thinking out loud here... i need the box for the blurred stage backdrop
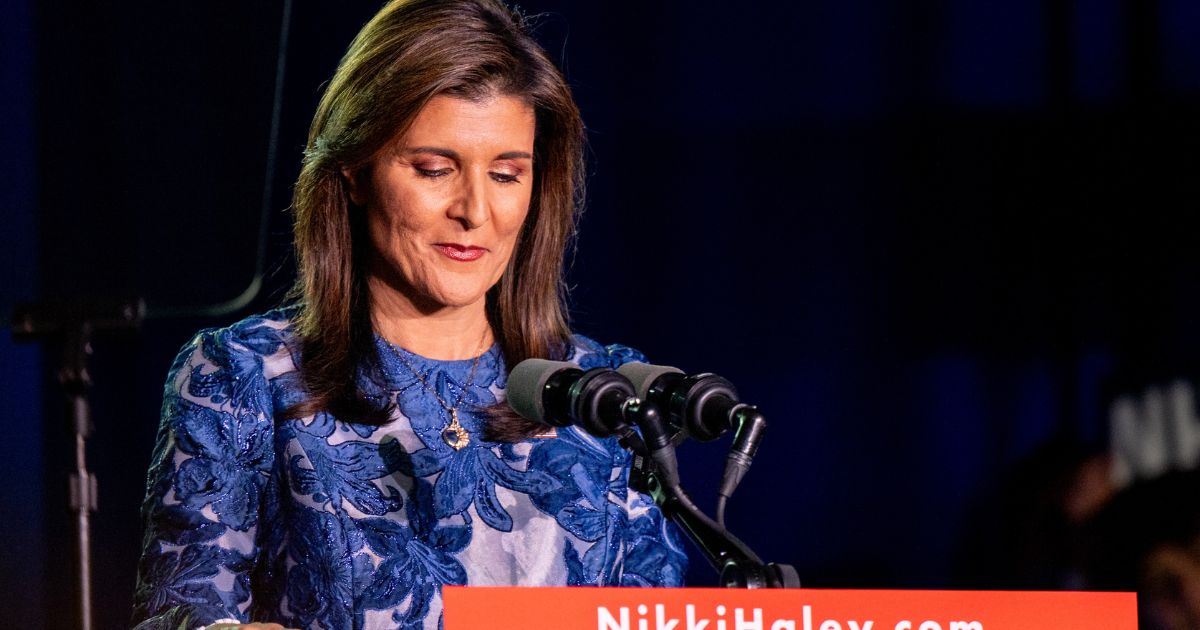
[3,1,1200,628]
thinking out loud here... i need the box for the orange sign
[443,586,1135,630]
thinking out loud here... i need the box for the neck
[369,278,492,360]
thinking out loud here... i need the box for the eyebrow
[403,147,533,161]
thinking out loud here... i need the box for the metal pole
[70,395,95,630]
[63,330,96,630]
[11,300,143,630]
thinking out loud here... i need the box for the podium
[443,586,1135,630]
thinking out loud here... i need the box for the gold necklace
[385,333,488,450]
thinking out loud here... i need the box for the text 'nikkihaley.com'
[598,604,982,630]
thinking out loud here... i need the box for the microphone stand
[11,299,144,630]
[625,403,800,589]
[508,360,799,589]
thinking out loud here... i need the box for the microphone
[507,358,641,438]
[507,359,679,484]
[617,362,767,519]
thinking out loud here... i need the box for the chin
[425,284,493,310]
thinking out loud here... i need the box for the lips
[434,243,488,262]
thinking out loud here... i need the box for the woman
[130,1,687,628]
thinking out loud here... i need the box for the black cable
[149,0,294,319]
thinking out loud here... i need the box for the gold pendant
[441,409,470,450]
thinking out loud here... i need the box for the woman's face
[349,94,535,313]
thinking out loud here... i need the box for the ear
[342,166,366,206]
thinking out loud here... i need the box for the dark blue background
[3,1,1199,627]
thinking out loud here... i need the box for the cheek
[491,215,529,266]
[497,194,534,245]
[366,191,434,248]
[502,208,531,242]
[365,207,403,255]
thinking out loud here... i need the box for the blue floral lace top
[131,307,687,630]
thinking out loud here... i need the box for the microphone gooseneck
[616,362,769,522]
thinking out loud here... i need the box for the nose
[448,169,489,230]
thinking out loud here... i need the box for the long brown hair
[289,0,583,440]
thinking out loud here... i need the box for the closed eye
[490,171,521,184]
[415,167,453,178]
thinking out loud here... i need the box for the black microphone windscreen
[616,361,683,398]
[507,358,573,423]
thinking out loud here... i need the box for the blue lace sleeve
[131,327,276,628]
[571,338,690,586]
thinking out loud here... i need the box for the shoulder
[173,306,300,372]
[165,305,302,406]
[563,333,647,370]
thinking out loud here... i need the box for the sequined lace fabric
[130,306,686,629]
